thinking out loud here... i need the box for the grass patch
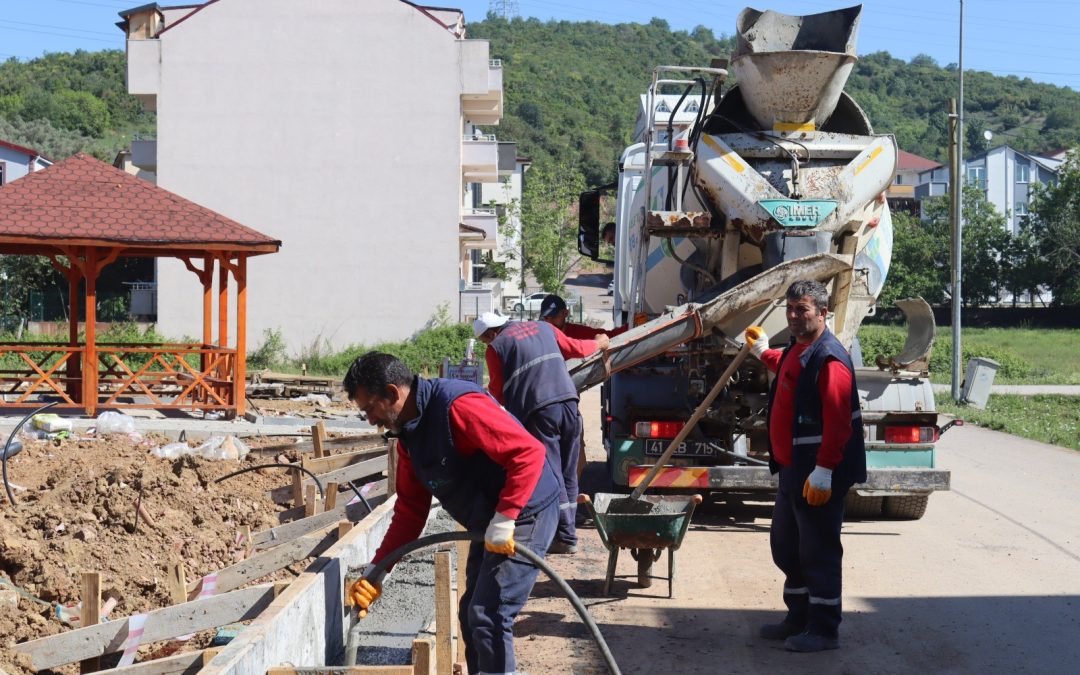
[937,395,1080,451]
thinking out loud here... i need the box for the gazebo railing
[0,342,239,413]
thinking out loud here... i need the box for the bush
[305,323,475,378]
[248,328,288,370]
[857,325,1032,379]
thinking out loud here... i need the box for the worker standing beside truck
[539,294,627,340]
[475,311,608,554]
[343,352,560,674]
[745,279,866,653]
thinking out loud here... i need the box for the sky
[1,0,1078,90]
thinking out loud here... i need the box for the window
[685,100,700,113]
[655,100,671,113]
[894,174,903,185]
[1015,201,1029,216]
[1015,162,1030,183]
[966,166,986,189]
[470,249,485,283]
[0,161,5,186]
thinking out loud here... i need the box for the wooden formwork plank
[80,571,102,673]
[275,479,387,525]
[455,538,469,663]
[269,457,387,504]
[166,563,186,606]
[304,484,320,517]
[257,499,375,549]
[186,529,337,600]
[251,434,383,458]
[14,586,276,671]
[412,638,434,675]
[312,421,328,458]
[434,553,453,675]
[267,668,412,675]
[302,447,386,476]
[104,648,220,675]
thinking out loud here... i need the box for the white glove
[484,512,516,556]
[803,465,833,506]
[745,326,770,360]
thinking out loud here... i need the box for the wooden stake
[412,638,434,675]
[273,581,291,597]
[312,421,328,458]
[291,466,304,509]
[239,524,252,559]
[304,484,320,517]
[167,562,187,606]
[455,534,469,663]
[434,553,453,675]
[324,482,339,511]
[80,572,101,673]
[337,520,353,541]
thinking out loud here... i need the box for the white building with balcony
[120,0,503,351]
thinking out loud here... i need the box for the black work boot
[759,620,805,640]
[784,631,840,652]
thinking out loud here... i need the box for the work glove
[745,326,770,360]
[348,564,384,618]
[484,512,516,556]
[802,466,833,506]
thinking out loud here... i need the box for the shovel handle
[628,341,753,501]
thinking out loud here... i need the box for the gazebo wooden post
[66,262,82,403]
[202,254,214,347]
[82,249,99,415]
[217,254,229,349]
[234,255,247,417]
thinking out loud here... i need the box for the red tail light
[884,425,938,444]
[634,420,685,438]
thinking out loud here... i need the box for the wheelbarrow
[578,492,702,597]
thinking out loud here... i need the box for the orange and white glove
[484,512,516,556]
[745,326,769,360]
[803,466,833,506]
[348,564,384,618]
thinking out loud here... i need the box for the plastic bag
[194,435,251,461]
[151,442,192,459]
[95,411,136,435]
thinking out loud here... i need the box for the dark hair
[343,352,413,399]
[786,280,829,312]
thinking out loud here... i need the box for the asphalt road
[514,388,1080,674]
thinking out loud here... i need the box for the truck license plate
[644,439,716,457]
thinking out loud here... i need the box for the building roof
[0,139,47,162]
[0,153,280,254]
[897,150,940,172]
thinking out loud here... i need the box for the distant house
[633,94,702,143]
[0,140,51,186]
[120,0,504,352]
[888,150,940,215]
[914,144,1058,234]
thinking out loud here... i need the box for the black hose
[2,401,60,508]
[346,531,621,675]
[345,480,374,514]
[214,462,325,501]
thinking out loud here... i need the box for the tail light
[634,420,685,438]
[884,425,938,444]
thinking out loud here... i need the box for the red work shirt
[561,322,629,340]
[372,392,546,566]
[760,343,853,469]
[485,325,598,404]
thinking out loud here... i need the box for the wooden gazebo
[0,153,280,417]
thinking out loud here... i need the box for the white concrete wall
[152,0,476,353]
[0,146,46,184]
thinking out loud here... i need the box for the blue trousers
[525,400,582,546]
[459,499,557,674]
[770,466,849,638]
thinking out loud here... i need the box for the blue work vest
[397,377,560,532]
[766,329,867,489]
[490,321,579,423]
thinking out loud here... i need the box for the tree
[999,220,1049,306]
[1028,151,1080,304]
[879,211,948,307]
[520,160,586,293]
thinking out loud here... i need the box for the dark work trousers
[459,498,557,675]
[524,399,583,546]
[770,466,850,638]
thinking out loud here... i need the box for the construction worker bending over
[344,352,560,675]
[538,293,627,340]
[474,312,608,555]
[744,279,866,653]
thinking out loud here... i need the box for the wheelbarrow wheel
[632,548,662,588]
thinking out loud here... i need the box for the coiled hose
[344,531,621,674]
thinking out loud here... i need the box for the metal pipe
[951,0,965,401]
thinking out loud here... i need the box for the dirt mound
[0,430,304,673]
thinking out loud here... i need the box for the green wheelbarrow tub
[579,492,703,596]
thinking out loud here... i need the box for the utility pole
[951,0,965,402]
[488,0,519,19]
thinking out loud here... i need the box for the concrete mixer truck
[573,5,952,519]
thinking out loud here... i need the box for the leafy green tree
[1028,151,1080,304]
[520,160,585,293]
[879,211,947,307]
[999,220,1048,306]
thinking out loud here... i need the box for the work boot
[784,631,840,652]
[547,541,577,554]
[758,620,804,640]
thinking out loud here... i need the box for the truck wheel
[883,495,929,520]
[843,492,883,519]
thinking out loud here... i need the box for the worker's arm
[370,441,433,566]
[814,358,854,470]
[552,324,599,359]
[485,344,504,404]
[564,322,609,340]
[448,393,546,520]
[745,326,782,373]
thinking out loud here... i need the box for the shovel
[607,341,753,514]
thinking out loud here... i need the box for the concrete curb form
[201,497,399,675]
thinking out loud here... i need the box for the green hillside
[0,17,1078,181]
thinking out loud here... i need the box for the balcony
[461,208,498,248]
[131,139,157,172]
[126,39,160,111]
[462,135,499,182]
[460,45,503,125]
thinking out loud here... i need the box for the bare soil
[0,426,315,674]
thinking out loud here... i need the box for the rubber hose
[344,531,621,675]
[2,401,60,508]
[214,462,325,501]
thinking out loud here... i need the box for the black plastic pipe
[344,531,621,675]
[214,462,325,501]
[2,401,60,508]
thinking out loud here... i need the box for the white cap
[473,311,509,337]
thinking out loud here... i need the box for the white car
[512,292,549,313]
[606,280,615,295]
